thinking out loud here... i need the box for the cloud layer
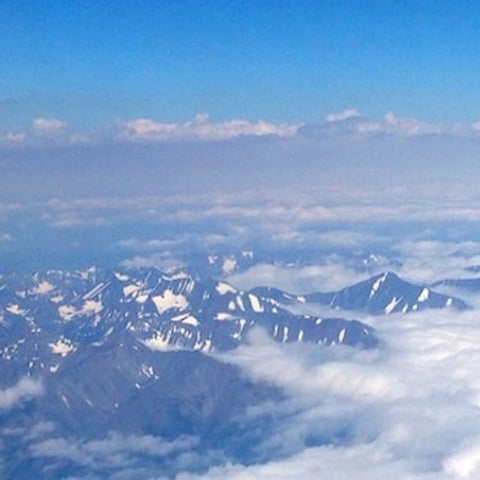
[175,306,480,479]
[4,110,480,146]
[121,114,300,141]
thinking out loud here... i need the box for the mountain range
[0,266,471,478]
[252,271,470,315]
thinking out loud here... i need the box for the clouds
[177,443,440,480]
[183,306,480,480]
[30,432,198,471]
[33,117,67,135]
[41,193,480,231]
[0,117,77,147]
[121,114,300,141]
[4,109,480,148]
[353,111,442,137]
[226,262,367,293]
[0,377,43,409]
[0,113,299,147]
[394,240,480,285]
[3,110,480,218]
[325,109,361,123]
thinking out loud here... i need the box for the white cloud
[184,307,480,480]
[167,202,480,225]
[226,261,367,293]
[356,112,439,136]
[314,230,379,248]
[321,109,443,137]
[177,443,439,480]
[31,432,198,472]
[3,111,480,151]
[395,240,480,284]
[0,377,43,409]
[33,117,67,135]
[116,237,181,251]
[120,252,184,271]
[0,131,27,143]
[325,109,361,123]
[121,113,300,141]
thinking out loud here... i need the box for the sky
[2,1,480,272]
[3,0,480,128]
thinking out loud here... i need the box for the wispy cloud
[0,232,12,243]
[395,240,480,284]
[226,262,367,293]
[0,377,43,409]
[325,109,361,123]
[31,432,199,474]
[33,117,67,135]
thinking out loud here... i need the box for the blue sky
[4,1,480,272]
[3,0,480,128]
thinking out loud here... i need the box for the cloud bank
[3,110,480,147]
[176,307,480,480]
[121,113,300,141]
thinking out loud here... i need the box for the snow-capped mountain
[252,271,470,315]
[0,267,378,479]
[0,267,378,380]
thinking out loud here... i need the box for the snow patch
[136,294,148,303]
[418,288,430,302]
[144,333,173,351]
[58,300,103,320]
[49,338,75,356]
[385,296,401,314]
[181,315,199,327]
[248,293,264,313]
[31,281,54,295]
[6,304,26,315]
[83,300,103,315]
[282,326,289,343]
[369,273,387,298]
[151,290,188,313]
[216,282,237,295]
[141,364,155,378]
[222,257,237,274]
[123,284,140,297]
[114,272,130,281]
[237,295,245,311]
